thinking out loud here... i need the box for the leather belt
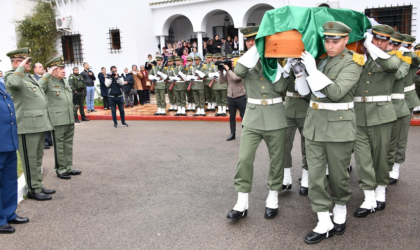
[404,84,415,92]
[286,91,306,98]
[391,94,405,99]
[310,100,354,110]
[354,95,392,102]
[248,97,283,105]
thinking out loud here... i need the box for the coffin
[264,30,365,58]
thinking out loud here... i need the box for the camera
[214,60,232,71]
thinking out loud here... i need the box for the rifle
[150,79,157,92]
[168,80,177,91]
[208,76,218,88]
[187,79,195,91]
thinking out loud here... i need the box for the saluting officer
[386,33,411,185]
[4,48,56,201]
[149,56,168,116]
[68,67,89,123]
[227,26,288,221]
[38,56,82,180]
[390,34,420,184]
[353,25,400,217]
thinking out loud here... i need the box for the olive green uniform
[149,65,168,109]
[165,63,176,108]
[304,48,363,212]
[233,60,288,192]
[209,64,228,107]
[68,73,86,116]
[187,64,207,109]
[4,66,53,194]
[204,61,215,107]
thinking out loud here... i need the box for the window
[365,5,414,35]
[61,33,84,65]
[108,28,122,53]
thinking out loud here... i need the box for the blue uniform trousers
[0,151,18,226]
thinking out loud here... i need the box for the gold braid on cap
[48,61,65,67]
[10,53,29,58]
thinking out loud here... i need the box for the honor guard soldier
[0,73,30,234]
[68,67,89,123]
[39,56,82,180]
[4,48,56,201]
[239,50,245,56]
[210,53,228,116]
[208,54,220,111]
[280,63,310,195]
[188,56,207,116]
[390,34,420,184]
[300,22,364,244]
[149,56,168,115]
[173,57,187,116]
[353,25,400,218]
[166,57,177,112]
[185,57,196,111]
[204,54,215,111]
[386,33,411,185]
[227,26,289,221]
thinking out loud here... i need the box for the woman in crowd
[139,65,151,103]
[121,68,135,108]
[132,65,144,105]
[207,39,214,54]
[187,42,192,53]
[172,50,178,58]
[98,67,110,110]
[212,35,222,54]
[182,48,189,66]
[167,43,173,54]
[225,36,233,55]
[145,54,156,71]
[233,36,239,54]
[203,41,208,57]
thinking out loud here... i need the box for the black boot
[282,184,292,190]
[226,133,235,141]
[334,222,346,235]
[81,114,90,121]
[304,227,336,244]
[74,115,80,123]
[27,192,52,201]
[264,208,278,219]
[227,210,247,221]
[299,186,308,196]
[0,225,15,234]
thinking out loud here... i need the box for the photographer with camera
[105,66,128,128]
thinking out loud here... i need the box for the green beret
[73,66,79,70]
[6,47,31,58]
[167,57,174,62]
[175,56,182,61]
[240,50,246,55]
[156,56,163,61]
[206,53,213,58]
[372,25,394,40]
[240,26,259,39]
[46,56,65,68]
[322,21,352,39]
[390,32,404,45]
[193,56,201,60]
[187,57,193,61]
[402,34,416,45]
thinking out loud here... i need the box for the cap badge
[329,23,334,28]
[247,28,250,32]
[384,26,388,31]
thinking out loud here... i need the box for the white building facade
[1,0,418,79]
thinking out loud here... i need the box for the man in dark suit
[0,79,30,234]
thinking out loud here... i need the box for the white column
[238,30,244,51]
[197,32,203,59]
[160,35,165,54]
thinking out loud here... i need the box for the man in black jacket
[105,66,128,128]
[212,35,222,54]
[81,62,97,113]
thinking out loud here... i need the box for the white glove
[295,71,310,96]
[237,46,260,68]
[300,51,318,75]
[398,46,411,52]
[179,72,187,81]
[157,71,168,80]
[363,32,373,48]
[362,32,391,60]
[195,70,205,78]
[283,58,293,74]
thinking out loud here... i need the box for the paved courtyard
[4,121,420,249]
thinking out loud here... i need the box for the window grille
[108,28,122,53]
[365,4,416,35]
[61,32,84,65]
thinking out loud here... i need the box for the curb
[85,114,241,122]
[17,175,27,204]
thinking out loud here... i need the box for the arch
[161,14,194,36]
[242,3,275,28]
[199,9,237,34]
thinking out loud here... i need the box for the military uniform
[4,48,54,200]
[187,56,208,116]
[165,57,177,111]
[185,57,195,111]
[227,26,288,221]
[209,54,228,116]
[353,25,400,217]
[149,56,168,115]
[38,56,81,179]
[68,67,88,122]
[204,54,215,111]
[172,57,188,116]
[391,35,420,183]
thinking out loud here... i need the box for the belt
[404,84,415,92]
[354,95,392,102]
[108,95,123,98]
[310,100,354,110]
[248,97,283,105]
[286,91,307,98]
[391,93,405,99]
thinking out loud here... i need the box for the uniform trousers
[387,117,404,171]
[168,89,175,105]
[284,117,307,170]
[155,89,166,108]
[18,132,45,194]
[395,108,413,164]
[73,91,85,115]
[174,90,187,107]
[0,151,18,226]
[305,139,353,212]
[52,124,75,174]
[187,90,194,104]
[354,122,393,190]
[234,127,286,193]
[204,85,215,103]
[227,96,246,133]
[193,90,205,109]
[214,89,227,106]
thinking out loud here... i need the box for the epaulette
[349,51,365,66]
[414,51,420,58]
[389,51,412,64]
[388,50,403,57]
[164,67,168,70]
[186,67,189,71]
[203,65,207,69]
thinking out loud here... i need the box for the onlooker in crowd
[176,43,183,56]
[193,42,197,49]
[81,62,97,113]
[171,50,178,58]
[187,42,192,53]
[145,54,156,71]
[221,38,226,56]
[182,41,188,53]
[225,36,233,55]
[213,35,222,54]
[0,72,29,234]
[189,47,202,65]
[140,65,151,103]
[207,39,214,54]
[32,63,52,149]
[182,48,189,66]
[233,36,240,54]
[203,41,208,57]
[105,66,128,128]
[132,65,144,105]
[98,67,110,110]
[167,43,173,54]
[121,68,135,108]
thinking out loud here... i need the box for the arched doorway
[242,4,275,28]
[201,10,236,42]
[161,14,194,53]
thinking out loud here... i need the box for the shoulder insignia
[53,86,60,88]
[203,65,207,69]
[388,50,403,57]
[389,51,412,64]
[415,51,420,57]
[401,56,412,65]
[13,72,24,77]
[352,52,365,66]
[186,67,189,71]
[164,67,168,70]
